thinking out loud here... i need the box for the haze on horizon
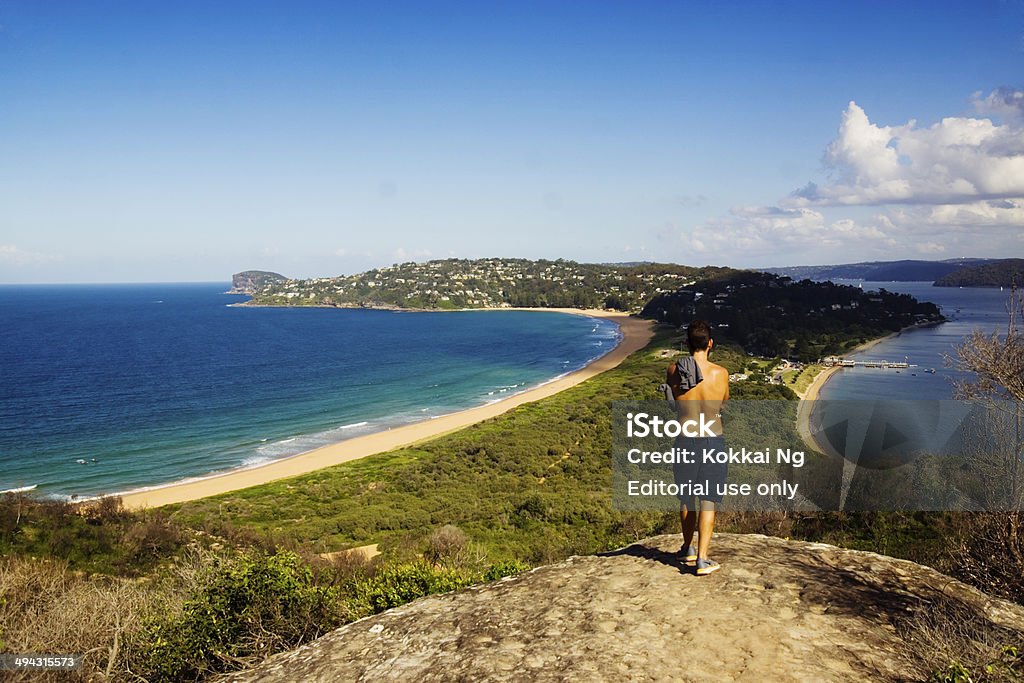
[2,1,1023,284]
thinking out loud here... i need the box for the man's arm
[666,362,682,398]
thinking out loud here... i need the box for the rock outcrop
[227,270,287,295]
[219,533,1024,682]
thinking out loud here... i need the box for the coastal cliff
[218,533,1024,682]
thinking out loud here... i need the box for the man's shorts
[672,435,728,504]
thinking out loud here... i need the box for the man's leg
[680,503,697,553]
[695,444,726,574]
[696,500,716,559]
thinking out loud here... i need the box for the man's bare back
[678,356,729,402]
[667,354,729,435]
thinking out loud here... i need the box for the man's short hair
[687,319,712,353]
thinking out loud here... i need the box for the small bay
[0,284,619,498]
[819,280,1016,400]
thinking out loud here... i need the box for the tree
[948,288,1024,506]
[950,288,1024,402]
[946,288,1024,602]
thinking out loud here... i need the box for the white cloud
[924,198,1024,227]
[972,86,1024,123]
[916,241,946,254]
[789,101,1024,206]
[679,206,899,257]
[674,94,1024,265]
[0,245,62,266]
[826,218,895,246]
[728,206,825,239]
[393,247,432,262]
[845,200,1024,240]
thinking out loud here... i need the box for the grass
[788,363,825,395]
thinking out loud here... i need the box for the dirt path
[319,544,380,562]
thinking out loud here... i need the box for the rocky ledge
[219,533,1024,682]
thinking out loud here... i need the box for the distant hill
[242,258,730,312]
[934,258,1024,288]
[762,258,997,282]
[228,270,288,294]
[232,259,944,359]
[641,270,943,360]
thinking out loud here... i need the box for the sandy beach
[119,309,654,510]
[796,365,839,402]
[795,366,838,455]
[794,334,894,452]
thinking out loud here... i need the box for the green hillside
[934,259,1024,288]
[245,258,729,311]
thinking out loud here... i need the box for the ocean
[819,281,1017,400]
[0,284,621,499]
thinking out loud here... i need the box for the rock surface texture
[219,533,1024,682]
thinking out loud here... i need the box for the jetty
[822,356,916,369]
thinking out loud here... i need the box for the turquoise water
[820,281,1016,400]
[0,284,620,499]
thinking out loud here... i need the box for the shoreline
[228,299,635,316]
[795,319,946,453]
[118,309,653,510]
[797,318,945,402]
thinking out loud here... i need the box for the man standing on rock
[666,319,729,575]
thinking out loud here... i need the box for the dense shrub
[131,550,343,682]
[483,559,530,581]
[2,543,527,682]
[0,495,187,576]
[347,561,480,617]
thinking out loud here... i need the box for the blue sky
[2,1,1023,283]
